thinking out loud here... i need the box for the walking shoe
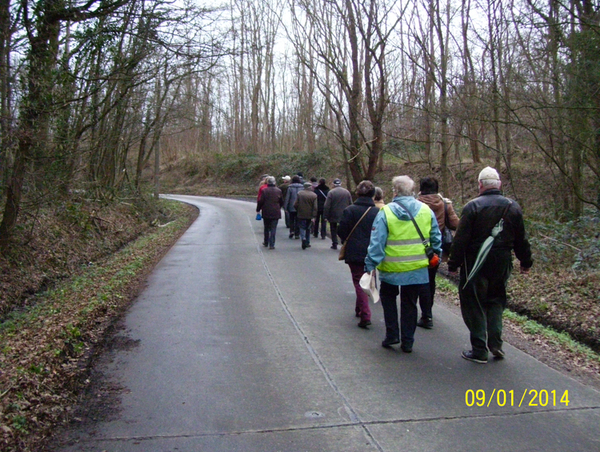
[461,350,488,364]
[330,244,337,250]
[269,246,275,250]
[302,241,307,249]
[295,235,300,239]
[417,317,433,329]
[401,343,413,353]
[357,320,371,329]
[382,337,400,348]
[489,348,505,359]
[262,242,268,247]
[289,233,294,239]
[321,236,326,239]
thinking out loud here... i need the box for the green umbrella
[463,219,505,289]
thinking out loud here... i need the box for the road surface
[55,195,600,451]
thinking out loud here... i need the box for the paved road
[56,195,600,451]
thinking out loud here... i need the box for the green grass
[437,274,600,364]
[504,310,600,363]
[0,199,196,452]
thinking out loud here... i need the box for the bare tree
[288,0,401,185]
[0,0,129,251]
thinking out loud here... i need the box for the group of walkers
[257,173,355,251]
[256,167,533,363]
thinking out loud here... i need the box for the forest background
[0,0,599,450]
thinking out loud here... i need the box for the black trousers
[288,211,300,237]
[313,211,326,238]
[380,281,427,347]
[329,221,339,245]
[262,218,279,247]
[417,265,437,319]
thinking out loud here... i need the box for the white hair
[479,178,501,189]
[392,175,415,196]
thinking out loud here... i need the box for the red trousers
[348,262,371,322]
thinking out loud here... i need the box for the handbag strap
[442,197,449,230]
[394,200,429,246]
[344,207,373,243]
[491,200,513,235]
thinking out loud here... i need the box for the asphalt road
[56,195,600,452]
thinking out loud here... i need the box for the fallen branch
[538,234,582,252]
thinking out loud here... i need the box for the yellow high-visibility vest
[377,203,431,273]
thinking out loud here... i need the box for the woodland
[0,0,599,450]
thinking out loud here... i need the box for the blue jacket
[365,196,442,286]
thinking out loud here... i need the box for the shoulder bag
[394,201,439,268]
[441,197,453,254]
[338,207,373,261]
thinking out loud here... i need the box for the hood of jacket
[418,193,444,209]
[387,196,427,221]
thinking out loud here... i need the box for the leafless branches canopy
[0,0,599,248]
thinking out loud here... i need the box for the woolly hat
[282,175,291,181]
[478,166,500,181]
[303,182,313,188]
[333,178,342,186]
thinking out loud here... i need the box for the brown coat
[417,193,459,231]
[294,188,318,220]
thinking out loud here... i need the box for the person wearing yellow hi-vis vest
[365,176,442,353]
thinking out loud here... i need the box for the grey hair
[479,178,501,189]
[374,187,384,201]
[392,175,415,197]
[266,176,276,186]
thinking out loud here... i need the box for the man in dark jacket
[313,178,330,239]
[448,167,533,363]
[294,182,318,249]
[284,175,304,239]
[324,178,352,250]
[257,176,283,250]
[338,180,379,328]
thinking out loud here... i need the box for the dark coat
[338,197,379,265]
[278,182,289,201]
[257,185,283,219]
[447,189,533,272]
[324,186,352,223]
[314,183,330,211]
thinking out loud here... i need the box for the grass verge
[0,200,197,452]
[436,273,600,381]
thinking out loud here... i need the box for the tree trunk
[0,3,61,250]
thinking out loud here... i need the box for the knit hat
[333,178,342,186]
[478,166,500,181]
[303,182,313,188]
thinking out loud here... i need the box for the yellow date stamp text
[465,389,570,408]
